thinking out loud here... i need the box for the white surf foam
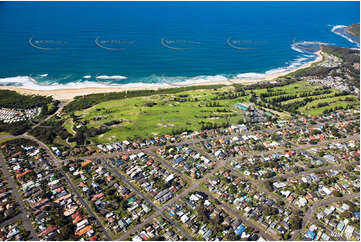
[235,56,312,79]
[0,50,319,91]
[96,75,127,80]
[0,76,122,90]
[236,73,266,79]
[291,41,329,54]
[332,25,347,32]
[39,74,48,77]
[0,75,172,90]
[161,55,312,84]
[331,25,360,47]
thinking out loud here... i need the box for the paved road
[301,192,360,229]
[146,150,189,180]
[114,142,277,240]
[62,121,359,170]
[147,147,277,240]
[293,192,360,241]
[190,142,360,240]
[0,114,358,241]
[217,134,359,166]
[193,143,301,208]
[202,188,278,241]
[308,217,345,240]
[263,133,360,183]
[100,158,194,241]
[29,100,70,130]
[1,133,193,241]
[266,160,359,183]
[9,134,113,241]
[61,117,359,161]
[27,129,361,241]
[60,170,113,241]
[191,145,289,240]
[196,146,304,239]
[0,152,38,240]
[0,214,22,228]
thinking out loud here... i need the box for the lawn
[64,118,76,135]
[251,81,359,115]
[58,80,359,144]
[300,95,359,115]
[251,81,318,96]
[73,87,246,142]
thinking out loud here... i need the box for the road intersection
[0,115,359,241]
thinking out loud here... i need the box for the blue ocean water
[0,1,359,89]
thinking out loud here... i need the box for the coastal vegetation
[58,79,358,144]
[26,47,359,147]
[66,86,248,143]
[29,117,72,147]
[0,121,31,136]
[252,81,359,116]
[0,90,56,110]
[0,90,58,135]
[294,45,360,92]
[29,116,110,150]
[345,23,360,37]
[63,85,226,113]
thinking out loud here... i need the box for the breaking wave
[95,75,127,80]
[0,52,319,90]
[235,55,314,79]
[0,39,325,90]
[291,41,330,54]
[331,25,360,47]
[0,76,119,90]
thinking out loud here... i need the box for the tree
[250,94,257,103]
[283,232,291,240]
[342,211,353,219]
[229,184,237,194]
[196,206,208,223]
[289,214,302,230]
[262,206,277,216]
[57,223,76,240]
[332,191,343,197]
[264,181,273,191]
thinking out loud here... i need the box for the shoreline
[0,51,323,101]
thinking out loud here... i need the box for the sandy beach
[0,51,323,101]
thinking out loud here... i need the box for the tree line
[63,85,226,113]
[0,90,54,109]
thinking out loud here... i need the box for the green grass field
[60,80,359,144]
[252,81,359,116]
[252,81,321,96]
[71,87,248,142]
[64,118,76,135]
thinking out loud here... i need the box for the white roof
[181,214,189,223]
[165,174,175,183]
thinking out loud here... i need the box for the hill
[345,23,360,37]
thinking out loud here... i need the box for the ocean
[0,1,359,90]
